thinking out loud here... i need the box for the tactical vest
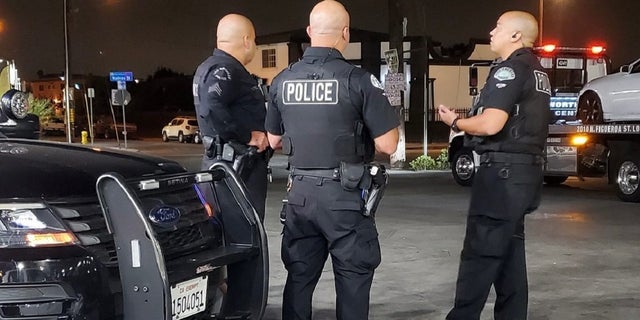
[192,55,216,138]
[474,56,551,155]
[277,56,370,169]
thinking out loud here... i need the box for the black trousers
[201,154,268,221]
[447,161,543,320]
[281,175,381,320]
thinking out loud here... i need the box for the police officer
[265,1,399,319]
[193,14,269,220]
[438,11,551,320]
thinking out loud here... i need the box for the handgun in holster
[363,164,389,217]
[219,141,259,180]
[339,162,388,217]
[203,135,224,160]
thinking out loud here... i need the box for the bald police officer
[193,14,269,220]
[265,1,399,319]
[438,11,552,319]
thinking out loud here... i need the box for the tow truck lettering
[282,80,339,105]
[576,125,640,134]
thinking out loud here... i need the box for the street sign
[87,88,95,98]
[117,81,126,90]
[384,72,405,106]
[111,89,131,106]
[110,71,134,82]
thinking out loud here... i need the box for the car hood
[0,139,186,199]
[583,72,625,90]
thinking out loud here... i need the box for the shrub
[409,148,450,171]
[28,97,54,122]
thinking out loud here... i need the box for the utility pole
[388,0,406,168]
[63,0,72,143]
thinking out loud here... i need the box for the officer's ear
[342,26,350,42]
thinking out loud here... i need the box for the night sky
[0,0,638,80]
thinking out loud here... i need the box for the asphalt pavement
[46,137,640,319]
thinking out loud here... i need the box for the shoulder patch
[533,70,552,95]
[213,67,231,80]
[370,75,384,90]
[494,67,516,81]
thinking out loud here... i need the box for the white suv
[162,116,199,143]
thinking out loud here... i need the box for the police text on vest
[282,80,339,105]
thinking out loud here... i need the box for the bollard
[81,130,88,144]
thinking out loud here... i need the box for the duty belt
[290,168,340,181]
[480,152,544,165]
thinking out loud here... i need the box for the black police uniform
[447,47,552,320]
[193,48,268,220]
[265,47,399,320]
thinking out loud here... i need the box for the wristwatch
[451,117,461,133]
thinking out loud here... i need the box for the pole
[423,73,428,156]
[63,0,72,143]
[539,0,544,45]
[88,88,94,144]
[389,0,406,168]
[121,90,127,149]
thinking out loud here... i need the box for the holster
[202,135,224,159]
[339,162,371,191]
[363,165,388,217]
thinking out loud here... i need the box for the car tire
[178,131,185,143]
[452,148,475,186]
[577,91,604,124]
[615,158,640,202]
[162,131,169,142]
[193,134,201,144]
[544,175,568,185]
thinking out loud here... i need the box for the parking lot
[58,138,640,319]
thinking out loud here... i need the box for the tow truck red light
[542,44,556,53]
[591,46,604,54]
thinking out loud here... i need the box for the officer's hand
[248,131,269,152]
[437,104,457,126]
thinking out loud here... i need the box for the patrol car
[0,102,268,318]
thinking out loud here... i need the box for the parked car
[41,117,66,135]
[162,116,199,143]
[0,113,268,319]
[94,118,138,139]
[577,57,640,124]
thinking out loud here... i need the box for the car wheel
[178,131,184,143]
[452,148,475,186]
[162,131,169,142]
[193,134,201,144]
[615,159,640,202]
[577,91,604,124]
[544,175,568,185]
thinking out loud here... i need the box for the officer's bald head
[216,14,257,65]
[307,0,350,52]
[501,11,538,47]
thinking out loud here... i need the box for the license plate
[171,276,208,319]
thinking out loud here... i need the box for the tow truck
[0,59,38,139]
[448,45,640,203]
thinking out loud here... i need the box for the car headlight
[0,203,78,248]
[1,89,29,120]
